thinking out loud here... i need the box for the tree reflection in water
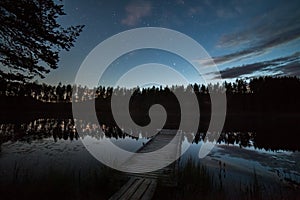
[0,118,298,152]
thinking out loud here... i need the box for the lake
[0,118,299,199]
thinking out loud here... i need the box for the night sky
[43,0,300,87]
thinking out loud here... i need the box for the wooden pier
[109,129,183,200]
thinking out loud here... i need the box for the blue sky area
[41,0,300,87]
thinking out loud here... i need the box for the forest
[1,76,299,132]
[0,76,299,102]
[0,76,299,151]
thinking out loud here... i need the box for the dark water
[0,118,299,199]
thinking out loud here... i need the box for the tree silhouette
[0,0,84,81]
[193,83,200,93]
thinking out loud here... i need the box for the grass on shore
[152,157,277,200]
[0,163,127,200]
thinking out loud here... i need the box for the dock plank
[109,129,182,200]
[109,178,157,200]
[109,178,138,200]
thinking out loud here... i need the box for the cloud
[210,1,300,65]
[274,62,300,77]
[188,6,203,16]
[176,0,185,5]
[212,0,244,19]
[213,52,300,79]
[217,62,273,79]
[218,1,300,48]
[121,0,152,26]
[209,26,300,66]
[215,7,236,18]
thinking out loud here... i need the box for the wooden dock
[109,129,183,200]
[109,177,157,200]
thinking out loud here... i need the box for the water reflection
[190,132,254,148]
[0,119,135,144]
[0,118,298,152]
[0,118,299,199]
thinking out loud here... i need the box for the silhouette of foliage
[0,76,300,107]
[0,0,84,81]
[0,118,299,151]
[0,76,299,150]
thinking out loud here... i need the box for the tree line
[0,76,300,104]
